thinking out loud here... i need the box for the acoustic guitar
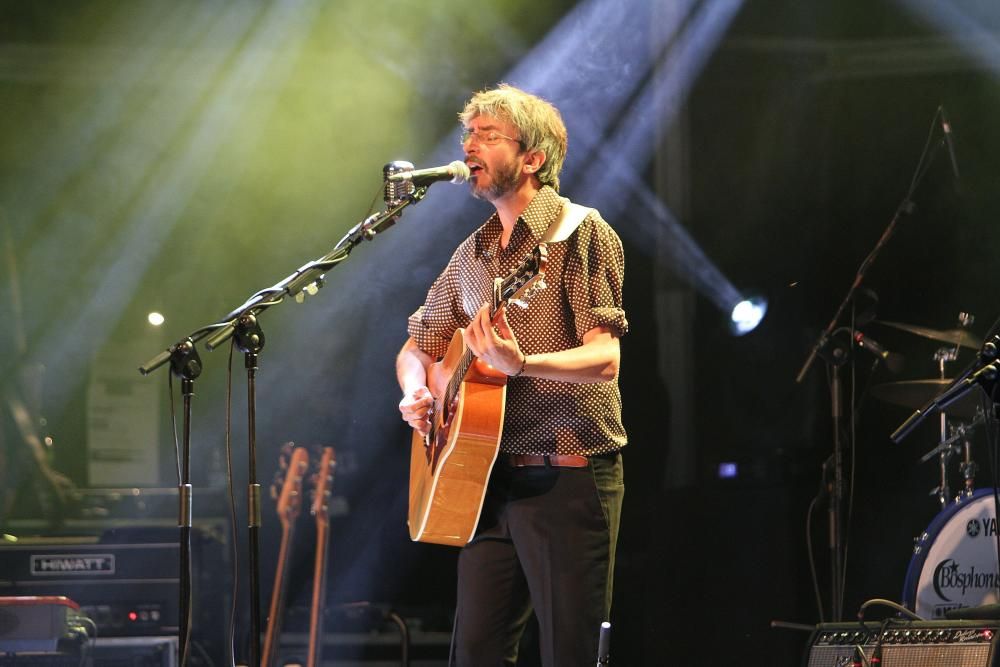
[408,244,548,546]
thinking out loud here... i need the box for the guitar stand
[169,339,202,667]
[337,602,411,667]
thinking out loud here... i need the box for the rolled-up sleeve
[565,217,628,341]
[407,251,467,359]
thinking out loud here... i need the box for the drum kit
[866,317,999,621]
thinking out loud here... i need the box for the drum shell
[903,488,1000,619]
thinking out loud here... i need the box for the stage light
[729,296,767,335]
[147,312,165,326]
[718,462,738,479]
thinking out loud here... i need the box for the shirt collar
[476,186,562,257]
[519,185,562,240]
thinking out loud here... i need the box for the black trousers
[453,452,624,667]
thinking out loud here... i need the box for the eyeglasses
[460,128,522,147]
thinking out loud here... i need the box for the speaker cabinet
[804,620,1000,667]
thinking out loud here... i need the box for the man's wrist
[509,352,527,378]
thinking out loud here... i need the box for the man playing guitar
[396,84,627,666]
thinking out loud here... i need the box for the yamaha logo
[30,554,115,576]
[968,519,982,537]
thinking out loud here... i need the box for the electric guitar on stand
[408,245,548,547]
[307,446,337,667]
[262,444,309,667]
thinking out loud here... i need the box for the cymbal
[878,320,982,349]
[870,379,985,419]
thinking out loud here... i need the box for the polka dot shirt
[407,186,628,456]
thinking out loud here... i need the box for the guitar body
[407,243,547,547]
[408,329,507,547]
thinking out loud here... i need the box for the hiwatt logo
[932,558,1000,600]
[30,554,115,576]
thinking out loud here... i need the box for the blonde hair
[459,84,568,192]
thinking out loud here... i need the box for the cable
[857,598,923,622]
[904,106,945,200]
[170,372,181,485]
[190,639,217,667]
[805,493,826,622]
[75,615,98,667]
[842,309,857,619]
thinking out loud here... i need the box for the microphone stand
[234,313,266,667]
[794,108,948,621]
[169,339,202,667]
[138,185,429,665]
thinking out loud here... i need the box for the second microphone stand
[795,106,950,621]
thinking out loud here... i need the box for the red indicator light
[128,611,138,621]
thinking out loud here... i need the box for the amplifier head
[804,620,1000,667]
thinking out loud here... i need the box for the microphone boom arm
[139,186,429,372]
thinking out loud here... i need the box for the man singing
[396,83,627,666]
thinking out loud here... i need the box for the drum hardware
[918,412,985,492]
[917,413,984,464]
[872,378,983,505]
[877,319,982,350]
[872,314,982,507]
[935,344,961,506]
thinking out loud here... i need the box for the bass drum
[903,488,1000,619]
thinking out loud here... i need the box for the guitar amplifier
[803,620,1000,666]
[0,525,225,640]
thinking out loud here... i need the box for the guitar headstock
[309,446,337,525]
[271,443,309,529]
[496,243,549,312]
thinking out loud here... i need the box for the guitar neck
[307,520,331,667]
[443,290,504,408]
[307,446,337,667]
[262,523,295,667]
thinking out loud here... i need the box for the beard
[471,156,521,202]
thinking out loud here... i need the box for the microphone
[940,107,961,184]
[386,160,470,186]
[935,361,996,412]
[383,160,415,204]
[853,331,904,373]
[596,621,611,666]
[891,360,993,443]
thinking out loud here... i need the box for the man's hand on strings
[463,303,525,377]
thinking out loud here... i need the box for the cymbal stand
[932,346,959,507]
[955,313,978,500]
[958,425,978,499]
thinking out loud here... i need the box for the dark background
[2,1,998,664]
